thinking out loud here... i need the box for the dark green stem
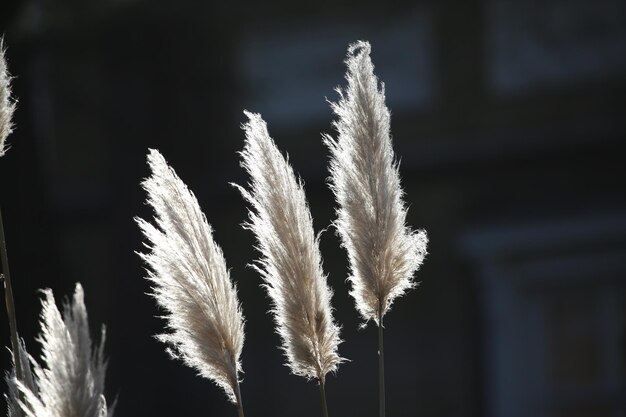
[319,378,329,417]
[378,314,385,417]
[235,377,245,417]
[0,208,22,382]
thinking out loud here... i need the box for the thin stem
[319,378,329,417]
[1,208,25,417]
[0,208,22,381]
[235,377,245,417]
[378,314,385,417]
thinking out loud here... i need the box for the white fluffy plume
[136,149,245,403]
[237,112,343,382]
[12,284,111,417]
[325,41,428,324]
[0,40,16,157]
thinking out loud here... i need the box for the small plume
[13,284,112,417]
[237,112,343,382]
[136,149,245,403]
[325,41,428,324]
[0,40,16,157]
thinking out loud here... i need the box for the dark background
[1,1,625,416]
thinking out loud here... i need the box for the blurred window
[461,214,626,417]
[236,10,434,129]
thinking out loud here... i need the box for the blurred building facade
[1,0,625,416]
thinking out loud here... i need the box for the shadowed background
[1,1,625,416]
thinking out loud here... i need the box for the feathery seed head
[238,111,344,382]
[325,41,428,325]
[11,283,112,417]
[0,40,16,157]
[137,149,245,403]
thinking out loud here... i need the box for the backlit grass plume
[0,40,15,157]
[325,41,428,417]
[13,284,112,417]
[136,149,246,413]
[325,41,428,325]
[237,112,343,416]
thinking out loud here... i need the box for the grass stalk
[0,208,22,381]
[378,314,385,417]
[235,377,245,417]
[319,378,329,417]
[1,208,26,417]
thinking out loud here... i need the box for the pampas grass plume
[15,283,112,417]
[0,40,15,157]
[237,112,343,383]
[136,149,246,405]
[325,41,428,325]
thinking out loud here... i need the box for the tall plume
[237,112,343,383]
[136,149,246,404]
[325,41,428,324]
[13,284,112,417]
[0,40,16,157]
